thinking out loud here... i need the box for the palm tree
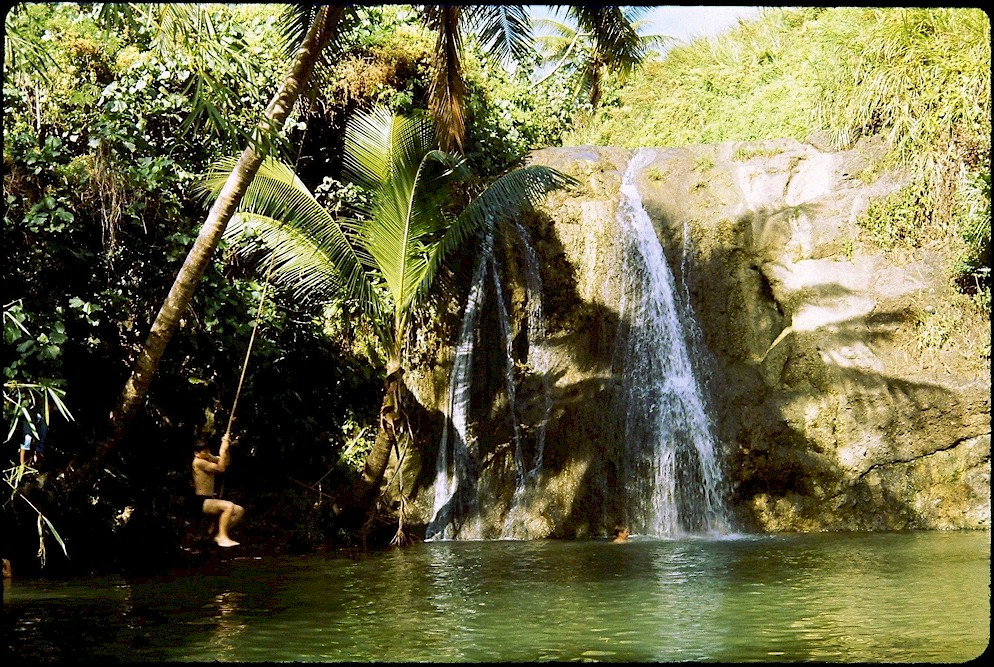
[533,6,668,106]
[202,106,574,531]
[420,5,533,152]
[420,5,652,148]
[81,6,345,482]
[92,4,531,471]
[88,4,636,481]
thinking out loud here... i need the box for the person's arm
[215,433,232,472]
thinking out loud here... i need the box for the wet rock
[404,137,990,535]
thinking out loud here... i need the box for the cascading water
[428,151,729,540]
[514,219,553,478]
[426,234,492,540]
[428,220,555,541]
[490,260,525,490]
[613,148,730,536]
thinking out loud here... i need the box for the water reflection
[210,591,247,657]
[5,532,989,662]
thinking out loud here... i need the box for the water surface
[4,531,989,662]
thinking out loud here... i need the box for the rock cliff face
[402,137,990,535]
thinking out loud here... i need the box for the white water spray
[426,234,492,540]
[614,149,730,536]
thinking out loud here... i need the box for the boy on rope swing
[191,434,245,547]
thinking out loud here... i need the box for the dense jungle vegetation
[3,5,989,575]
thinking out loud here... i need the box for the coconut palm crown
[201,106,574,513]
[203,106,572,372]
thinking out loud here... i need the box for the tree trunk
[355,362,406,506]
[356,417,396,505]
[77,7,343,483]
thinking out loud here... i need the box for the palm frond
[468,5,534,65]
[458,165,576,237]
[274,3,352,103]
[3,380,73,444]
[138,3,263,149]
[364,147,453,316]
[226,212,348,305]
[342,108,468,330]
[533,16,577,39]
[532,17,582,63]
[3,5,58,81]
[380,150,464,284]
[343,106,399,189]
[414,165,575,310]
[201,157,380,316]
[275,3,322,60]
[567,5,647,76]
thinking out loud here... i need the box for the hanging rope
[224,253,277,441]
[216,254,276,501]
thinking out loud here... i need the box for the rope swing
[216,254,276,499]
[225,253,277,440]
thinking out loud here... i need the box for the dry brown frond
[427,6,466,153]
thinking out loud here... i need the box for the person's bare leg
[215,502,240,547]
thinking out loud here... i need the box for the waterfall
[428,220,555,541]
[426,234,492,540]
[614,148,730,537]
[490,259,525,489]
[428,151,729,540]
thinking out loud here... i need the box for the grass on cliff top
[566,7,990,163]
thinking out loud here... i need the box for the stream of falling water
[428,220,554,540]
[425,234,492,540]
[514,219,552,478]
[500,220,553,539]
[614,148,729,536]
[429,151,729,539]
[490,259,525,489]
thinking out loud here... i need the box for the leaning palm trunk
[358,370,405,502]
[355,362,416,544]
[79,7,342,481]
[359,417,397,505]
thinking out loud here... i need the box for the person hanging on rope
[191,434,245,548]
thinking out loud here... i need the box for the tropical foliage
[533,6,669,107]
[99,2,640,462]
[206,106,573,529]
[2,3,590,567]
[5,3,985,569]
